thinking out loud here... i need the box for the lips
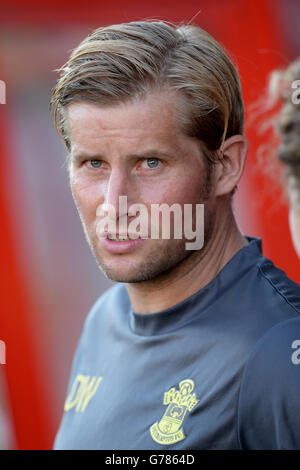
[99,232,145,254]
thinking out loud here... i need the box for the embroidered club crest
[150,379,198,445]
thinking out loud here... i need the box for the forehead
[65,90,186,152]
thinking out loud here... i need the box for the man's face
[66,91,216,283]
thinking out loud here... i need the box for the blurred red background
[0,0,299,450]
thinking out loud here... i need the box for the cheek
[70,174,104,222]
[165,176,205,205]
[289,207,300,258]
[143,172,205,206]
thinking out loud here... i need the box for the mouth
[99,232,145,254]
[106,233,141,241]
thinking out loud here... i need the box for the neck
[126,201,248,314]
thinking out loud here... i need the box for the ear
[214,135,248,197]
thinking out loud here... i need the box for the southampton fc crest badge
[150,379,198,445]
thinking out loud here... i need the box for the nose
[104,168,129,219]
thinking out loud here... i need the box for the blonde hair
[257,57,300,208]
[269,59,300,175]
[50,20,244,165]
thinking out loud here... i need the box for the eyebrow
[71,149,180,163]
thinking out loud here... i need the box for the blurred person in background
[50,21,300,450]
[236,58,300,449]
[269,58,300,257]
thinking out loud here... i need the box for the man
[51,21,300,449]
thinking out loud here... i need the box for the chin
[97,261,158,283]
[91,235,196,283]
[97,246,192,284]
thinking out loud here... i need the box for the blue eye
[89,160,102,168]
[144,158,160,169]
